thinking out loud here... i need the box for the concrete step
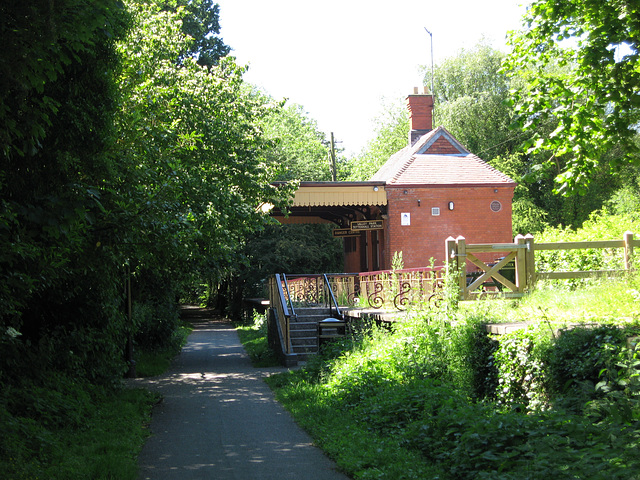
[292,351,316,362]
[296,314,334,322]
[290,329,317,339]
[291,336,318,346]
[289,321,318,328]
[294,307,332,316]
[286,307,343,363]
[292,344,318,355]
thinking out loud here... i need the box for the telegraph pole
[330,132,337,181]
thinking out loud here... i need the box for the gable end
[417,129,469,155]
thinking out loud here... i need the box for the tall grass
[0,381,159,480]
[266,273,640,479]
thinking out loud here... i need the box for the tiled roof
[370,126,516,187]
[390,153,515,186]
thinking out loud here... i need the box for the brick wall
[383,185,514,269]
[424,136,461,155]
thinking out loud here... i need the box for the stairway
[289,307,337,360]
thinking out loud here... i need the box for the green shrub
[133,299,181,351]
[492,326,553,411]
[535,211,640,289]
[547,325,629,396]
[0,376,158,480]
[236,311,280,368]
[267,279,640,480]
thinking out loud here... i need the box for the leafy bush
[133,299,181,351]
[492,326,553,411]
[235,310,280,367]
[535,211,640,288]
[546,325,630,398]
[267,280,640,479]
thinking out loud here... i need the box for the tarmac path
[136,308,349,480]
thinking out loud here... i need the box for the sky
[214,0,528,155]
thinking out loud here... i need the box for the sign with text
[332,228,360,238]
[350,219,384,231]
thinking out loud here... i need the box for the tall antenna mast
[424,27,434,97]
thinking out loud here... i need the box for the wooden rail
[446,231,638,300]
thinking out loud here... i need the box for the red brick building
[273,90,516,273]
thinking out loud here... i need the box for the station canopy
[269,181,387,227]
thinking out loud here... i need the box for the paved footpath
[135,309,349,480]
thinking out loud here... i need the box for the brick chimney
[407,86,434,146]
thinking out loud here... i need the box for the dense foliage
[0,0,291,380]
[0,0,132,381]
[504,0,640,195]
[533,208,640,288]
[268,275,640,479]
[168,0,231,68]
[0,1,294,475]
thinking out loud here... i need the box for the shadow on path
[135,306,349,480]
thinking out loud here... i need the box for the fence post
[524,234,536,291]
[514,234,526,293]
[445,236,458,298]
[445,236,456,270]
[456,236,468,300]
[624,231,634,271]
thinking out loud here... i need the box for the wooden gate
[446,234,533,300]
[446,232,637,300]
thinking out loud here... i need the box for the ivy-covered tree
[0,0,294,378]
[503,0,640,195]
[0,0,131,381]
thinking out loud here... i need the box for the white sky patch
[215,0,528,155]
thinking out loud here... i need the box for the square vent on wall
[431,207,440,216]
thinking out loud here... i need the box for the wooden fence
[446,232,639,300]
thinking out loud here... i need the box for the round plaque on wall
[490,200,502,212]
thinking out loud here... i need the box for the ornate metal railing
[280,267,444,311]
[358,267,444,310]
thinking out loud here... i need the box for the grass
[235,312,280,368]
[265,275,640,479]
[0,317,191,479]
[0,383,160,480]
[135,321,192,377]
[456,273,640,325]
[39,388,161,480]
